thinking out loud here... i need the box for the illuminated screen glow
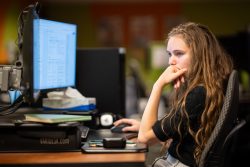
[33,19,77,90]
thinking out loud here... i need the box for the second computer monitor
[76,48,126,117]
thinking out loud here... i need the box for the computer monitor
[33,19,77,90]
[20,3,77,106]
[76,48,126,117]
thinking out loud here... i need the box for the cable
[0,100,24,116]
[0,93,23,109]
[0,93,24,116]
[0,2,41,116]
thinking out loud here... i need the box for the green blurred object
[240,70,250,92]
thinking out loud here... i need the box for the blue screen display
[33,19,77,90]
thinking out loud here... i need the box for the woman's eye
[166,51,171,57]
[175,51,184,57]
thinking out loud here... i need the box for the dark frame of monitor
[20,3,40,105]
[76,48,126,117]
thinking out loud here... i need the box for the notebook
[81,129,148,153]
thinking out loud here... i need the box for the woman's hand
[113,118,140,132]
[155,65,187,90]
[173,67,186,90]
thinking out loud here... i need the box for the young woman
[114,22,233,167]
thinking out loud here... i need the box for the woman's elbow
[137,134,148,144]
[137,130,155,144]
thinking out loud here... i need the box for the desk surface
[0,151,146,166]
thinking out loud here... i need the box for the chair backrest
[198,70,239,167]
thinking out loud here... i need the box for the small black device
[103,137,126,148]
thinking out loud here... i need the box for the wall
[1,1,250,88]
[182,1,250,36]
[1,1,250,60]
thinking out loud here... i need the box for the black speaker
[76,48,126,118]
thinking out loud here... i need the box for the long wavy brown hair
[161,22,233,164]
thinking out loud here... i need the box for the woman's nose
[169,55,177,65]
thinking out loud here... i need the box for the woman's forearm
[138,66,186,144]
[138,82,164,143]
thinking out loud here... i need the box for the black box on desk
[0,121,83,152]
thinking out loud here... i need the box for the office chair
[198,70,239,167]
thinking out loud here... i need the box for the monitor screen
[33,19,77,90]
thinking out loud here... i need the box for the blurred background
[1,0,250,165]
[1,0,250,114]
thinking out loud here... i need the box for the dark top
[152,86,206,166]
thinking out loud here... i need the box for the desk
[0,151,146,167]
[0,109,146,166]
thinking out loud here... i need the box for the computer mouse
[110,123,130,133]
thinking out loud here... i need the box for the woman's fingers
[156,66,187,89]
[113,118,129,126]
[181,76,185,83]
[174,75,185,90]
[174,67,187,89]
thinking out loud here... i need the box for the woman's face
[167,35,191,71]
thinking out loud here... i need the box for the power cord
[0,93,24,116]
